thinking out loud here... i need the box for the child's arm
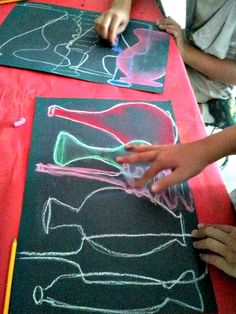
[157,17,236,84]
[116,126,236,192]
[94,0,132,45]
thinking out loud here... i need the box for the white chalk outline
[0,2,166,89]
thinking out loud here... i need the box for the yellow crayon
[3,239,17,314]
[0,0,25,5]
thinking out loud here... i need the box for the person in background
[116,125,236,278]
[95,0,236,128]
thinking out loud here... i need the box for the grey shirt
[185,0,236,103]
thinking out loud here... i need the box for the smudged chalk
[13,117,26,127]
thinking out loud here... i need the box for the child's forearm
[182,43,236,85]
[200,126,236,165]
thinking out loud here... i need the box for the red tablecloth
[0,1,235,313]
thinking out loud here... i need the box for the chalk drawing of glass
[31,270,205,312]
[108,29,169,88]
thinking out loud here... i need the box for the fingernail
[199,254,206,261]
[151,186,158,193]
[130,182,137,189]
[198,223,204,229]
[132,180,139,187]
[192,241,197,248]
[191,230,197,237]
[125,145,132,150]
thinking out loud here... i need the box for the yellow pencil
[3,239,17,314]
[0,0,25,5]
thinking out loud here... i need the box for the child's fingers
[151,168,183,193]
[125,144,160,152]
[193,238,226,257]
[165,28,179,39]
[157,17,180,28]
[199,254,231,275]
[131,162,165,188]
[108,16,121,44]
[116,20,128,35]
[156,16,174,25]
[116,150,158,164]
[95,15,112,40]
[159,24,179,33]
[158,23,174,30]
[191,226,229,244]
[208,224,235,233]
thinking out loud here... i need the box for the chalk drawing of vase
[32,271,204,312]
[48,102,177,145]
[108,29,169,88]
[40,190,186,257]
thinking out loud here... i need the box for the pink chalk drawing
[36,162,194,213]
[109,29,170,88]
[48,102,178,145]
[44,101,194,212]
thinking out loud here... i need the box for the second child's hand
[192,223,236,278]
[156,17,187,57]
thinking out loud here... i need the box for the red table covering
[0,1,235,313]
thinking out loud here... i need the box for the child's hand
[94,7,130,45]
[156,17,187,57]
[116,141,209,193]
[192,224,236,278]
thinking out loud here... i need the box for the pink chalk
[13,117,26,127]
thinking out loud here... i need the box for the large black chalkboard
[0,2,170,93]
[10,98,217,313]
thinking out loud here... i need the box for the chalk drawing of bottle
[108,29,170,88]
[21,193,204,312]
[41,189,186,257]
[51,131,195,213]
[48,102,177,145]
[32,270,204,312]
[53,131,146,169]
[52,12,102,77]
[20,194,197,293]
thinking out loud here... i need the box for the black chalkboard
[0,2,170,93]
[10,98,217,313]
